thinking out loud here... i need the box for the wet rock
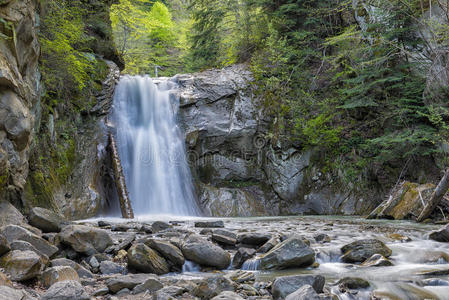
[422,278,449,286]
[106,273,154,293]
[212,231,237,245]
[1,224,58,257]
[232,247,256,268]
[237,233,271,246]
[211,291,245,300]
[28,207,63,233]
[0,286,36,300]
[42,266,79,288]
[259,235,315,270]
[0,250,43,281]
[182,235,231,269]
[145,239,185,268]
[195,220,225,228]
[0,233,10,256]
[258,235,280,253]
[272,275,325,299]
[314,233,331,243]
[100,260,126,274]
[152,221,171,233]
[285,284,321,300]
[387,233,411,242]
[0,201,26,228]
[341,239,392,263]
[127,243,170,274]
[50,258,93,278]
[193,275,235,299]
[41,280,89,300]
[362,254,393,267]
[337,277,370,290]
[429,224,449,242]
[59,225,113,255]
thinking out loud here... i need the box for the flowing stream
[111,76,200,216]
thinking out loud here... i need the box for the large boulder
[0,250,43,281]
[41,266,79,288]
[106,273,154,293]
[259,236,315,270]
[50,258,93,278]
[237,233,271,246]
[41,280,89,300]
[145,239,184,268]
[232,247,256,269]
[285,285,321,300]
[429,224,449,242]
[59,225,113,255]
[1,224,58,257]
[0,201,26,227]
[181,235,231,269]
[28,207,63,233]
[127,243,170,275]
[0,233,10,256]
[9,240,49,264]
[272,275,325,300]
[341,239,392,263]
[192,275,235,299]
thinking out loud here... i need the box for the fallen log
[108,133,134,219]
[417,169,449,222]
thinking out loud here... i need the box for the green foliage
[111,0,184,75]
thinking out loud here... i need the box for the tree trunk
[109,133,134,219]
[417,169,449,222]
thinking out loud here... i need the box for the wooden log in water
[108,133,134,219]
[417,169,449,222]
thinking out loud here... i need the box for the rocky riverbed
[1,200,449,300]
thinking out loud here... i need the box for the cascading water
[111,75,200,216]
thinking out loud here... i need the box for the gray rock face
[362,254,393,267]
[145,239,185,268]
[41,266,79,288]
[181,235,231,269]
[0,0,40,206]
[429,224,449,242]
[9,240,49,264]
[0,233,10,256]
[192,275,235,299]
[272,275,325,299]
[0,250,43,281]
[50,258,93,278]
[28,207,63,233]
[59,225,113,255]
[106,273,154,293]
[341,239,392,263]
[1,224,58,257]
[127,243,170,275]
[285,285,321,300]
[41,280,89,300]
[259,236,315,270]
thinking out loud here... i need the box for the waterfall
[111,75,200,216]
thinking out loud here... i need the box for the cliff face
[175,65,377,217]
[0,0,40,208]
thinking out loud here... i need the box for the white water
[111,76,200,216]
